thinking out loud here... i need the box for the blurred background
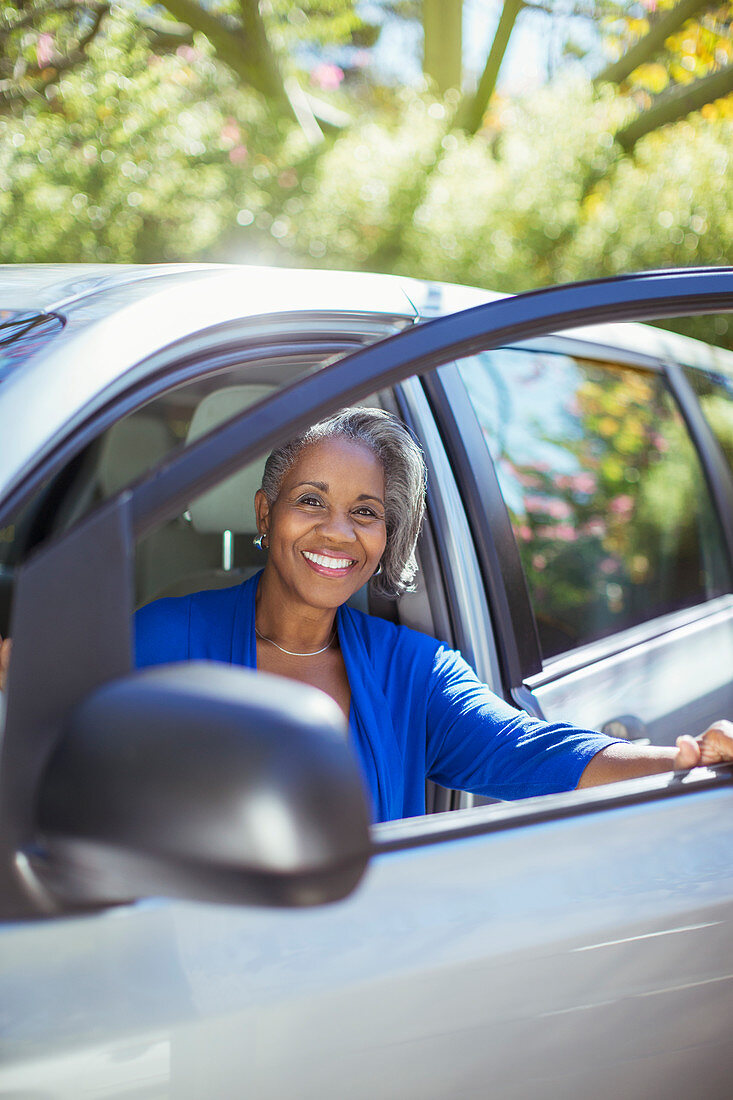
[0,0,731,347]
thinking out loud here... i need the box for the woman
[131,406,733,823]
[2,408,731,820]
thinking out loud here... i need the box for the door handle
[601,714,650,744]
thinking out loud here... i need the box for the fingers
[674,734,702,770]
[674,720,733,770]
[698,720,733,765]
[0,636,11,693]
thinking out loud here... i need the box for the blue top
[135,572,619,822]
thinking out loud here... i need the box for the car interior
[0,351,459,811]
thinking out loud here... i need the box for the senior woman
[132,407,732,822]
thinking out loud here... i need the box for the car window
[456,348,731,660]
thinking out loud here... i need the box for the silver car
[1,264,733,1098]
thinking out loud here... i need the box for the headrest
[98,415,171,497]
[186,385,275,533]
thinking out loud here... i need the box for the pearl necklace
[255,625,335,657]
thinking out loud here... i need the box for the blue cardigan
[135,572,618,822]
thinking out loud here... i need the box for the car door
[2,270,733,1100]
[423,332,733,759]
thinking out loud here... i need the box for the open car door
[2,269,733,1100]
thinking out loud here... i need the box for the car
[0,263,732,1098]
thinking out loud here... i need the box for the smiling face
[255,436,387,612]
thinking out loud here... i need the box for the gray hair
[260,407,426,598]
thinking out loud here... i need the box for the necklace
[255,625,336,657]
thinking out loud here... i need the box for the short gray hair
[260,407,426,598]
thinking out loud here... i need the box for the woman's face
[255,436,387,611]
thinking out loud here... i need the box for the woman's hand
[0,634,11,693]
[674,720,733,768]
[580,719,733,787]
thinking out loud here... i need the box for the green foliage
[267,0,379,49]
[601,0,733,97]
[559,111,732,276]
[250,78,731,346]
[0,11,287,263]
[0,0,108,108]
[402,80,630,289]
[1,14,731,353]
[257,91,449,267]
[558,105,732,344]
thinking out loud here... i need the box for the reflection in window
[459,350,730,660]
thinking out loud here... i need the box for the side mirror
[32,663,372,910]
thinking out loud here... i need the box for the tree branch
[456,0,524,134]
[615,61,733,149]
[159,0,284,99]
[519,0,553,14]
[137,12,194,51]
[157,0,324,139]
[595,0,712,86]
[73,1,107,54]
[0,2,103,35]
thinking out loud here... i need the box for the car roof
[0,263,730,510]
[0,265,430,501]
[0,263,216,312]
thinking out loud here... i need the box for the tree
[592,0,733,149]
[5,0,729,147]
[0,0,378,138]
[423,0,462,92]
[595,0,717,85]
[456,0,523,133]
[0,11,290,263]
[1,0,731,359]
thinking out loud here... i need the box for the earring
[373,562,383,576]
[253,533,267,550]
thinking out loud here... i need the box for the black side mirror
[33,663,372,910]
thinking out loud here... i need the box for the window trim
[524,592,733,689]
[397,377,503,692]
[511,333,665,373]
[372,763,733,854]
[664,357,733,573]
[422,363,541,691]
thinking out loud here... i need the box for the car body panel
[530,596,733,743]
[2,776,733,1098]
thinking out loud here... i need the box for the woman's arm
[577,720,733,787]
